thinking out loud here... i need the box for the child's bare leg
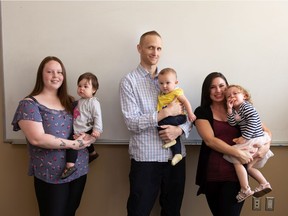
[234,163,250,190]
[248,158,272,197]
[66,162,75,168]
[247,159,268,185]
[234,163,254,202]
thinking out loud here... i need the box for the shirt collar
[137,64,159,79]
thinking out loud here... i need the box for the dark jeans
[127,158,186,216]
[158,115,187,155]
[205,181,244,216]
[34,175,87,216]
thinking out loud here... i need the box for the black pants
[158,115,187,155]
[205,181,244,216]
[34,175,87,216]
[127,158,186,216]
[66,129,95,163]
[66,145,95,163]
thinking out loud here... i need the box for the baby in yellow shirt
[157,68,196,165]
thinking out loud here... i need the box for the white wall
[2,1,288,144]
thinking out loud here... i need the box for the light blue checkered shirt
[119,64,191,162]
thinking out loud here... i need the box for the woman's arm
[195,119,253,164]
[19,120,95,150]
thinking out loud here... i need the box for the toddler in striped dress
[223,84,273,202]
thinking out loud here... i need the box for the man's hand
[166,98,183,116]
[158,125,182,143]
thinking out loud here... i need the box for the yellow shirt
[157,88,183,111]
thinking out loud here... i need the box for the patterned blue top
[12,98,89,184]
[120,64,191,162]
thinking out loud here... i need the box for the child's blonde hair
[227,84,253,104]
[158,68,177,78]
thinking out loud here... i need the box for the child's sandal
[89,152,99,163]
[61,166,77,179]
[236,187,254,203]
[253,182,272,198]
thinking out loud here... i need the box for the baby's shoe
[171,154,183,166]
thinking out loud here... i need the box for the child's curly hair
[226,84,253,104]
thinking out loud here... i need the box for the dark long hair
[77,72,99,96]
[28,56,74,113]
[200,72,228,107]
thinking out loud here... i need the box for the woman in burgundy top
[194,72,271,216]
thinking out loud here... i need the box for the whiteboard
[2,1,288,144]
